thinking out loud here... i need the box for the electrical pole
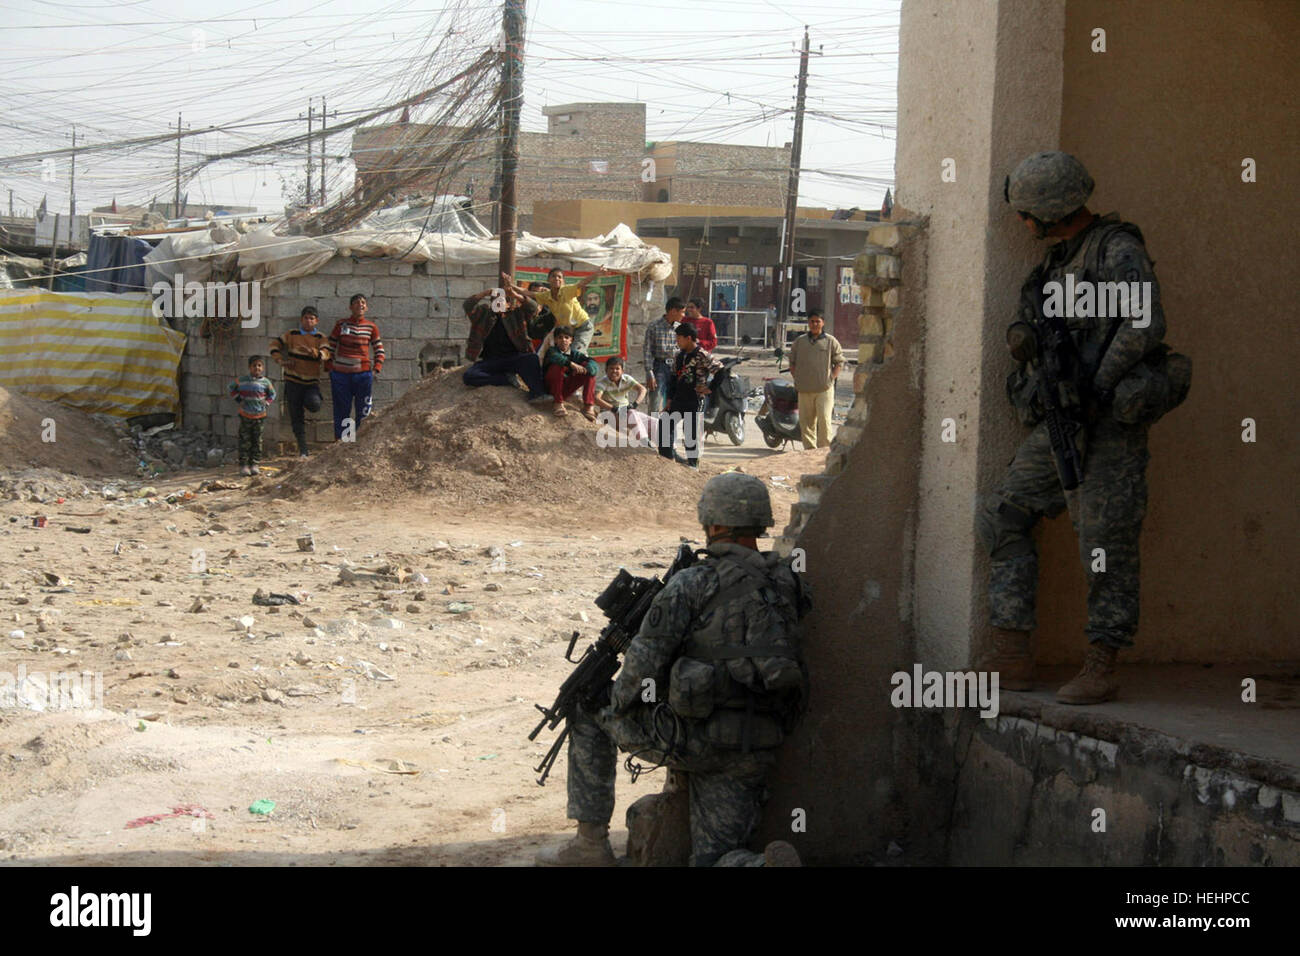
[174,113,183,218]
[307,102,315,207]
[69,125,77,249]
[777,27,817,331]
[497,0,525,279]
[320,96,328,206]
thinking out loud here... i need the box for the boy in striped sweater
[327,294,385,439]
[229,355,277,475]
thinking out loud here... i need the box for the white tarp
[143,197,673,290]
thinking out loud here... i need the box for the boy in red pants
[542,326,597,420]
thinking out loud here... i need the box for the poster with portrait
[514,268,630,361]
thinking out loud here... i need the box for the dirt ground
[0,387,827,866]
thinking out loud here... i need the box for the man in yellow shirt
[504,266,609,353]
[787,309,844,449]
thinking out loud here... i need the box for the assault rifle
[528,542,698,785]
[1011,267,1087,490]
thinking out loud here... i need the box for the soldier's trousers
[566,702,772,866]
[977,417,1149,648]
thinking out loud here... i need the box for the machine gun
[528,542,699,785]
[1008,267,1087,490]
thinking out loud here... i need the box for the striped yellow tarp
[0,290,186,418]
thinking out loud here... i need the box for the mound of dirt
[274,369,717,510]
[0,386,134,477]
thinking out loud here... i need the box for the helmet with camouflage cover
[1005,151,1094,224]
[697,473,774,529]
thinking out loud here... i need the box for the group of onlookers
[228,274,842,474]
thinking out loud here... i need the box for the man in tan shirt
[787,309,844,449]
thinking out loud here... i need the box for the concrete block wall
[774,222,915,554]
[178,254,664,453]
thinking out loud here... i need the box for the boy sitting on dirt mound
[542,327,598,421]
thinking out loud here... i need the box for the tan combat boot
[1056,644,1119,704]
[985,628,1034,691]
[535,821,616,867]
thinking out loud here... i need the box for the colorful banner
[0,289,186,418]
[514,268,630,361]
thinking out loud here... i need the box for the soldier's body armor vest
[668,549,809,752]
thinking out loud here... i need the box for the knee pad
[977,495,1038,560]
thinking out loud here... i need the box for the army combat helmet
[1004,151,1094,225]
[698,473,774,530]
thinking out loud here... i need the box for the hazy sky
[0,0,898,223]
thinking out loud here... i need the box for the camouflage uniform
[565,541,807,867]
[979,214,1165,648]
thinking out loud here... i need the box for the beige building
[760,0,1299,865]
[352,102,792,232]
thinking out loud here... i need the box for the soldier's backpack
[668,552,810,751]
[1080,221,1192,426]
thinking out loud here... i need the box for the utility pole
[777,27,819,331]
[8,190,13,217]
[173,113,183,218]
[320,96,328,206]
[69,125,77,249]
[48,213,60,290]
[307,102,315,207]
[497,0,525,279]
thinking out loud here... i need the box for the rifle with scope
[528,542,698,785]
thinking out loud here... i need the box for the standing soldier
[536,474,808,867]
[979,151,1189,704]
[787,308,844,449]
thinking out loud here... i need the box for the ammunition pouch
[1110,346,1192,425]
[668,657,717,719]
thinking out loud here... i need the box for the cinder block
[390,297,426,318]
[271,278,298,297]
[389,261,414,276]
[430,296,454,317]
[411,316,446,340]
[373,277,411,297]
[423,262,463,278]
[354,259,393,276]
[867,225,902,248]
[875,254,901,280]
[339,277,373,298]
[883,287,901,308]
[446,278,482,299]
[299,275,336,297]
[382,317,412,338]
[317,256,356,276]
[383,358,414,380]
[410,277,438,297]
[222,415,240,438]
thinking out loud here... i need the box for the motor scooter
[755,347,801,448]
[701,356,748,446]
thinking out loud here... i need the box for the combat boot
[984,628,1034,691]
[1056,644,1119,704]
[535,821,616,867]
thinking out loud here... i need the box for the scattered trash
[296,534,315,553]
[125,804,213,830]
[187,597,207,613]
[32,516,47,528]
[334,758,420,775]
[508,540,523,548]
[8,630,23,640]
[237,615,255,630]
[63,526,91,534]
[477,754,498,761]
[447,602,473,614]
[355,660,395,681]
[135,487,158,498]
[248,799,276,816]
[571,610,589,623]
[252,589,301,606]
[284,685,325,697]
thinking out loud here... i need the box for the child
[595,356,654,445]
[229,355,277,475]
[542,327,598,420]
[594,356,646,411]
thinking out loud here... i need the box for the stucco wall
[896,0,1066,671]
